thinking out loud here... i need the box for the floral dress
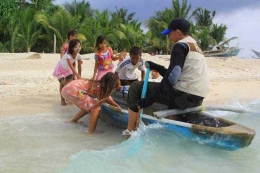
[94,47,114,80]
[61,79,112,112]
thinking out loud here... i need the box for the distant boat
[204,37,240,58]
[230,47,241,56]
[203,49,231,57]
[204,47,240,58]
[251,49,260,57]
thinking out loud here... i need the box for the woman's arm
[67,59,81,79]
[92,60,98,79]
[77,60,82,77]
[106,97,121,109]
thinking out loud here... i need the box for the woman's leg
[70,109,89,123]
[87,109,100,133]
[60,78,66,105]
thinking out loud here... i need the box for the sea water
[0,100,260,173]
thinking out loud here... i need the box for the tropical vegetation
[0,0,232,54]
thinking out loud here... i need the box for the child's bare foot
[64,120,83,124]
[85,130,94,134]
[61,100,67,106]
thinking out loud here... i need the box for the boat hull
[100,103,255,151]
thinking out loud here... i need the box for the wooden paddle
[153,105,252,119]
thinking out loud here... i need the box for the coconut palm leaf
[63,0,93,25]
[111,7,136,24]
[192,7,216,27]
[19,8,41,52]
[35,8,81,48]
[210,24,227,44]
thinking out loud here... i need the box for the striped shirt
[115,57,145,80]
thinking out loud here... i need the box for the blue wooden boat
[99,91,255,151]
[230,47,241,56]
[203,50,231,57]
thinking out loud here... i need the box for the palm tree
[195,26,215,50]
[210,24,227,44]
[117,20,144,51]
[19,8,41,52]
[35,8,81,51]
[192,8,216,28]
[146,0,194,54]
[5,15,21,52]
[0,0,19,52]
[79,10,126,53]
[63,0,93,25]
[111,7,136,24]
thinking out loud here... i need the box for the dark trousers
[127,81,203,112]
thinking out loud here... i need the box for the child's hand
[115,105,121,110]
[118,51,126,61]
[117,84,123,91]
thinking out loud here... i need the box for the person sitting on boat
[125,18,209,134]
[115,46,145,86]
[61,72,121,134]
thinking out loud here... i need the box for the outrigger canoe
[99,91,255,151]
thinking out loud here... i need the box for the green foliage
[0,0,18,24]
[19,8,41,52]
[0,0,235,54]
[193,8,215,27]
[146,0,193,54]
[210,24,227,44]
[111,7,136,24]
[63,0,93,25]
[35,8,81,51]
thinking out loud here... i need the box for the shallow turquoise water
[0,100,259,173]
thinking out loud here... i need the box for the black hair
[67,30,77,40]
[87,72,119,107]
[129,46,142,56]
[68,39,81,54]
[95,35,107,50]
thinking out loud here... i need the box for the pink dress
[61,79,112,112]
[60,43,69,54]
[53,53,81,80]
[95,47,114,80]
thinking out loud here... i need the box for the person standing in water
[61,72,121,133]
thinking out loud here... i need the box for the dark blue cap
[161,18,190,35]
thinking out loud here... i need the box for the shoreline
[1,53,260,116]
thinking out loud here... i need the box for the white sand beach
[0,53,260,116]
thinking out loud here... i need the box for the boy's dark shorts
[58,74,73,83]
[127,81,203,112]
[120,79,138,86]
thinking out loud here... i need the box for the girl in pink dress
[61,72,121,133]
[53,39,82,105]
[92,35,123,80]
[60,30,77,58]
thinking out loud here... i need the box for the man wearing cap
[124,18,209,134]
